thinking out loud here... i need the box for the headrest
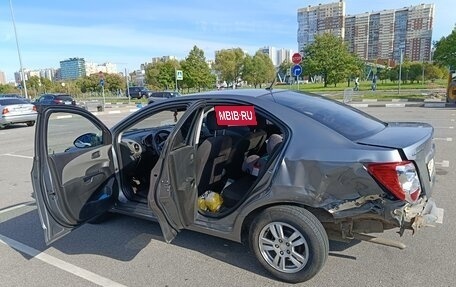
[267,134,283,154]
[206,111,224,131]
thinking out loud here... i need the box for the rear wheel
[26,121,35,127]
[249,206,328,283]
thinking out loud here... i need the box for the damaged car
[31,89,443,283]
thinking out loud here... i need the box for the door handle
[91,151,100,159]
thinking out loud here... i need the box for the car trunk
[356,122,435,196]
[3,104,35,116]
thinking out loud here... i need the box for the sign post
[291,53,303,91]
[175,69,183,92]
[99,71,105,110]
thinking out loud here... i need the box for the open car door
[148,104,202,243]
[31,106,116,245]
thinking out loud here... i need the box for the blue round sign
[292,64,302,77]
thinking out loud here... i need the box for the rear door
[148,103,202,242]
[31,106,116,244]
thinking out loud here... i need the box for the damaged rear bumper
[393,197,444,234]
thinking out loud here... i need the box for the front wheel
[26,121,35,127]
[249,206,328,283]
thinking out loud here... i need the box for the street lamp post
[9,0,28,99]
[398,49,403,95]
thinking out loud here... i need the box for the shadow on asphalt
[0,208,362,281]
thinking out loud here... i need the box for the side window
[124,106,187,132]
[47,112,103,154]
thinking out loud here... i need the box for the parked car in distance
[31,89,443,283]
[0,97,37,128]
[147,90,182,104]
[127,86,153,99]
[0,93,31,102]
[34,93,76,106]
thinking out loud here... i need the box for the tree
[213,48,245,87]
[425,64,444,82]
[181,45,215,92]
[408,62,423,83]
[242,51,275,88]
[145,59,180,90]
[302,33,361,87]
[105,73,125,93]
[433,28,456,69]
[278,60,293,83]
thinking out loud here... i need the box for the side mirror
[74,133,101,148]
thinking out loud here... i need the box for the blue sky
[0,0,453,81]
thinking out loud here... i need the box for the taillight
[367,161,421,203]
[2,108,9,115]
[32,105,37,111]
[54,99,63,104]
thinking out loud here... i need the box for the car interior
[117,104,285,216]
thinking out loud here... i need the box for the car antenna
[266,71,278,91]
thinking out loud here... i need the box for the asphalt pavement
[0,105,454,287]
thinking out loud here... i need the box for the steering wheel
[153,129,171,154]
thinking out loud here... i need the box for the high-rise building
[60,57,86,80]
[298,2,434,63]
[259,47,293,67]
[297,1,345,52]
[0,71,6,84]
[85,62,118,76]
[345,13,370,60]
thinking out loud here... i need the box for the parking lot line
[0,202,35,215]
[0,234,126,287]
[1,153,33,159]
[434,137,453,142]
[436,160,450,168]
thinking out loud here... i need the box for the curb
[347,101,453,108]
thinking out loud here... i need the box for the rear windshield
[56,95,74,101]
[269,91,386,140]
[0,98,29,105]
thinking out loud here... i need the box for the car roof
[189,89,275,97]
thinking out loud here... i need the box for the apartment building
[297,0,345,52]
[0,71,6,84]
[298,1,434,63]
[345,13,369,60]
[85,62,118,76]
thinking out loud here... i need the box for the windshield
[269,91,386,140]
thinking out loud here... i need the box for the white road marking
[0,132,6,135]
[350,103,369,108]
[434,137,453,142]
[108,110,121,114]
[1,153,33,159]
[451,119,455,122]
[385,103,405,108]
[435,160,450,168]
[0,234,126,287]
[56,115,73,119]
[129,109,140,112]
[434,126,454,129]
[0,202,34,215]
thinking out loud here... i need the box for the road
[0,106,453,287]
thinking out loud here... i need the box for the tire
[26,121,35,127]
[249,206,329,283]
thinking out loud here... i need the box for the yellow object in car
[198,191,223,212]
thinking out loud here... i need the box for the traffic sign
[291,65,302,77]
[292,53,302,64]
[176,70,183,80]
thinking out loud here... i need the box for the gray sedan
[31,89,443,283]
[0,97,37,128]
